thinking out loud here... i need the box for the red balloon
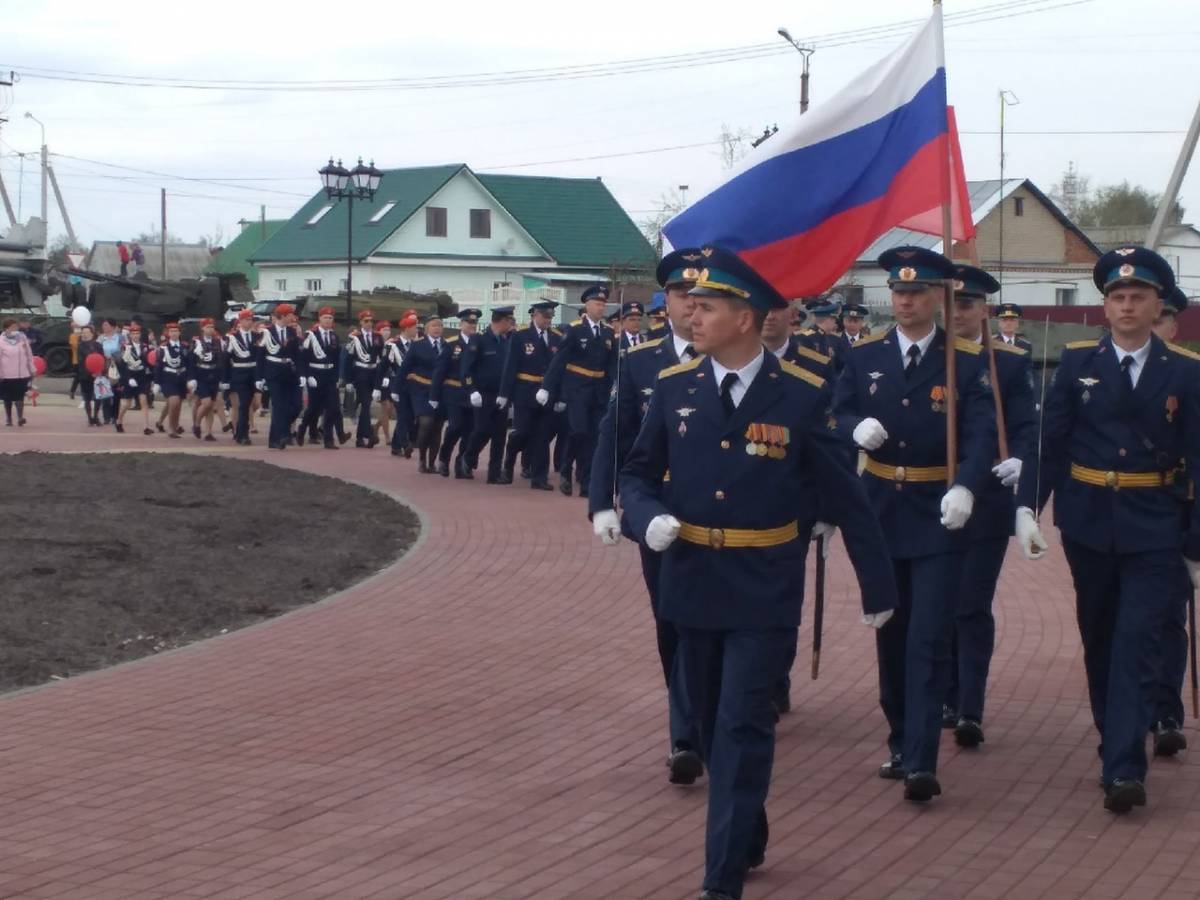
[147,349,158,367]
[85,352,105,376]
[32,356,46,376]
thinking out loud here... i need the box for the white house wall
[848,269,1100,309]
[255,261,532,302]
[374,171,547,259]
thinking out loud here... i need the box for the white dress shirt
[766,339,789,360]
[896,326,937,367]
[710,349,765,409]
[672,333,694,362]
[1114,338,1152,389]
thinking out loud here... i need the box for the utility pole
[24,113,47,224]
[46,164,77,248]
[998,90,1020,302]
[161,188,168,279]
[777,28,815,114]
[1147,95,1200,252]
[261,203,267,242]
[0,72,13,227]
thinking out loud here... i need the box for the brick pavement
[1,406,1198,900]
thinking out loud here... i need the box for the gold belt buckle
[1105,470,1118,489]
[893,466,907,483]
[709,528,726,550]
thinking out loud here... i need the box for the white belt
[196,364,217,370]
[353,360,376,368]
[308,363,334,370]
[162,366,183,374]
[265,355,287,364]
[231,361,255,368]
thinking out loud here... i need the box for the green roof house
[248,164,655,317]
[205,218,287,288]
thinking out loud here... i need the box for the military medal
[1167,396,1178,423]
[930,385,945,413]
[869,382,878,396]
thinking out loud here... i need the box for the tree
[717,123,753,169]
[638,188,686,255]
[46,233,72,268]
[135,225,187,245]
[1048,162,1091,221]
[1049,165,1185,227]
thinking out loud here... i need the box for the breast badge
[745,423,789,459]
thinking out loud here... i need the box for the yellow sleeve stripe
[779,359,826,388]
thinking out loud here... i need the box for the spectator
[131,242,146,276]
[0,318,35,426]
[117,240,130,277]
[76,324,103,426]
[98,318,122,424]
[68,323,81,400]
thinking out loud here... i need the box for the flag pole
[970,238,1010,460]
[934,0,957,483]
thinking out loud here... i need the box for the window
[470,208,492,239]
[305,278,322,293]
[339,278,349,291]
[1055,287,1077,306]
[1013,197,1025,217]
[368,201,397,224]
[274,278,287,292]
[426,206,447,237]
[306,205,333,226]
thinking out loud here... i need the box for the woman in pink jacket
[0,318,36,426]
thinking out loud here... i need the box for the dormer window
[368,201,397,224]
[306,205,333,226]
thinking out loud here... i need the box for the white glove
[470,391,483,408]
[852,417,888,450]
[382,377,390,388]
[306,376,317,388]
[496,396,508,409]
[939,485,975,530]
[391,394,401,404]
[535,388,550,407]
[219,382,229,391]
[128,378,138,388]
[593,509,621,546]
[553,401,567,413]
[645,514,681,552]
[186,380,197,392]
[1015,507,1049,560]
[992,457,1022,488]
[428,400,439,410]
[862,610,895,629]
[255,380,266,392]
[1187,559,1200,590]
[371,389,381,402]
[812,521,836,558]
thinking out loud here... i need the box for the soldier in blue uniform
[618,301,646,352]
[832,246,997,802]
[398,314,447,473]
[591,248,704,783]
[346,310,383,448]
[383,313,418,458]
[541,284,617,497]
[115,322,153,435]
[941,265,1038,747]
[434,308,480,478]
[797,295,844,374]
[225,309,259,445]
[619,246,896,900]
[462,306,514,483]
[761,300,830,380]
[155,321,189,439]
[994,302,1033,352]
[255,303,299,450]
[647,292,669,339]
[500,300,562,490]
[296,306,344,450]
[188,317,225,442]
[1016,247,1200,813]
[839,302,869,348]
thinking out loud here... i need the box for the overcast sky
[1,0,1196,248]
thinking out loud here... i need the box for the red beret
[275,304,295,316]
[375,320,391,332]
[399,314,418,329]
[237,309,254,321]
[317,306,335,318]
[200,317,215,328]
[358,309,374,320]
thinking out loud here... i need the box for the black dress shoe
[368,436,380,448]
[942,705,958,729]
[494,473,513,485]
[222,422,234,432]
[667,748,704,785]
[324,440,338,449]
[520,466,531,480]
[419,463,432,474]
[356,439,370,448]
[437,460,450,477]
[746,810,768,869]
[193,425,202,439]
[903,772,942,802]
[502,466,515,482]
[559,476,573,496]
[455,457,474,480]
[1104,779,1147,813]
[879,754,905,780]
[203,434,217,443]
[1153,720,1188,757]
[403,446,413,458]
[156,422,165,433]
[296,430,306,446]
[698,892,737,900]
[391,447,404,457]
[115,423,125,433]
[531,480,554,491]
[339,433,351,445]
[954,718,985,748]
[578,487,589,499]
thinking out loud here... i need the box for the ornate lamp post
[319,157,383,321]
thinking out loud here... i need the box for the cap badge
[701,247,714,257]
[697,268,710,281]
[681,252,702,261]
[681,267,701,280]
[954,280,965,291]
[1115,248,1136,256]
[1118,264,1135,278]
[899,267,918,282]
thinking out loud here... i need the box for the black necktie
[682,344,695,361]
[1119,355,1135,394]
[719,372,738,418]
[905,344,921,380]
[541,330,548,348]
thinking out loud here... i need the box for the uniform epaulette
[627,337,664,354]
[779,360,825,389]
[551,328,563,336]
[658,357,702,379]
[793,344,830,365]
[1065,339,1099,350]
[991,340,1027,355]
[954,337,983,355]
[851,331,888,348]
[800,327,816,336]
[570,319,582,326]
[446,335,459,343]
[1167,342,1200,362]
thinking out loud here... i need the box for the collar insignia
[868,371,884,380]
[676,406,696,418]
[1078,377,1100,387]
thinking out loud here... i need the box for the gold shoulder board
[991,341,1027,356]
[793,344,830,365]
[658,357,703,379]
[1167,342,1200,362]
[954,337,983,355]
[852,331,888,348]
[1065,339,1099,350]
[780,359,826,388]
[627,337,664,354]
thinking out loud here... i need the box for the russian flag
[664,6,973,298]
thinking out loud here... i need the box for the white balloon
[71,306,92,327]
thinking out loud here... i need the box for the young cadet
[591,248,705,784]
[346,309,383,447]
[1016,247,1200,813]
[621,247,896,900]
[398,314,446,473]
[942,265,1037,747]
[255,303,299,450]
[225,310,259,445]
[384,313,418,458]
[115,322,153,435]
[541,284,618,498]
[433,308,480,478]
[500,300,562,490]
[994,302,1033,352]
[297,306,344,450]
[188,318,224,442]
[462,306,514,482]
[832,246,997,803]
[155,321,189,439]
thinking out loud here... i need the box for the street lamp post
[776,28,815,114]
[319,156,383,322]
[24,112,47,223]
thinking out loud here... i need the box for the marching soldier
[647,293,669,339]
[619,246,896,900]
[398,314,446,473]
[500,300,562,490]
[462,306,514,483]
[797,295,844,373]
[995,302,1033,352]
[832,246,997,803]
[115,322,153,435]
[840,303,869,347]
[590,248,704,783]
[297,306,344,449]
[1016,247,1200,813]
[761,300,830,380]
[155,321,189,439]
[384,313,419,458]
[942,265,1037,747]
[789,304,808,337]
[255,303,299,450]
[346,309,383,447]
[434,308,480,478]
[618,301,646,352]
[188,318,224,442]
[225,309,258,445]
[541,284,617,498]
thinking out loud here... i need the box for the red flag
[895,106,975,245]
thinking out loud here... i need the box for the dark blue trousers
[1156,561,1190,726]
[438,403,472,465]
[947,537,1009,723]
[300,376,340,443]
[232,379,254,442]
[560,385,604,485]
[266,373,295,446]
[506,401,555,483]
[352,372,376,442]
[464,396,508,478]
[1062,539,1178,783]
[876,552,963,775]
[640,545,696,752]
[676,626,789,900]
[390,388,414,452]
